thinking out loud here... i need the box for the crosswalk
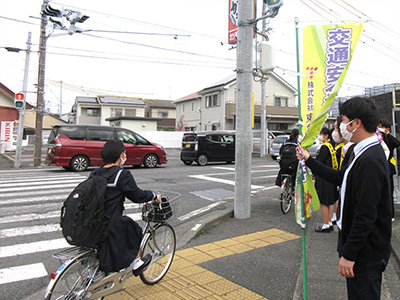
[0,169,141,288]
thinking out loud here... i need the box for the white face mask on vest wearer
[332,130,343,144]
[340,119,357,142]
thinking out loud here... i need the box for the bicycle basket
[142,196,174,223]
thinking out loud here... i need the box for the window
[134,133,152,145]
[158,112,168,118]
[206,94,220,107]
[206,135,221,142]
[221,135,234,143]
[111,108,122,117]
[191,102,194,111]
[274,96,288,107]
[86,108,100,117]
[60,126,86,140]
[125,109,136,117]
[117,129,137,144]
[88,128,114,141]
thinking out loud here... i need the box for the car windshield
[274,136,288,144]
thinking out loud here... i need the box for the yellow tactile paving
[103,228,300,300]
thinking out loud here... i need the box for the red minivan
[45,125,167,171]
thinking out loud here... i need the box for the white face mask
[120,153,127,166]
[340,120,356,142]
[332,130,342,144]
[317,135,324,142]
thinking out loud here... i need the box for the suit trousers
[346,258,388,300]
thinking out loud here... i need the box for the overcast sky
[0,0,399,115]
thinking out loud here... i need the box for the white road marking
[0,183,79,193]
[0,188,74,198]
[0,224,61,239]
[188,174,265,189]
[178,201,226,221]
[0,263,48,285]
[0,212,59,224]
[0,175,85,184]
[252,175,277,179]
[0,194,67,205]
[0,238,71,258]
[0,178,83,188]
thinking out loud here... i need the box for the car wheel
[144,154,158,168]
[196,155,208,166]
[183,160,193,165]
[70,155,89,172]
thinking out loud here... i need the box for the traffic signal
[14,93,25,109]
[264,0,283,9]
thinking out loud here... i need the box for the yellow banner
[300,23,364,149]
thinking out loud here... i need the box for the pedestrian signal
[15,93,24,109]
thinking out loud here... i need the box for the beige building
[74,96,176,131]
[175,72,298,132]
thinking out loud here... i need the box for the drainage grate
[190,188,234,201]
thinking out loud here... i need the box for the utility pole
[15,32,32,168]
[260,2,268,157]
[33,0,48,167]
[235,0,254,219]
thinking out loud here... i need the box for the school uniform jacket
[305,138,392,264]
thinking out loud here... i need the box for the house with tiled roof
[174,72,299,132]
[73,96,176,131]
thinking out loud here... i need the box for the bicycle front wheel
[45,251,100,300]
[280,177,293,214]
[140,224,176,285]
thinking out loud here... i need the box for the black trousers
[346,258,389,300]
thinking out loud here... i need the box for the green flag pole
[295,17,308,300]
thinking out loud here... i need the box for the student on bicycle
[94,140,161,275]
[275,128,299,187]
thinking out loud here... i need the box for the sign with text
[1,121,14,151]
[228,0,238,44]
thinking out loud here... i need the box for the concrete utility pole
[260,2,268,158]
[15,32,32,168]
[235,0,254,219]
[33,0,48,167]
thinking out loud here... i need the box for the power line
[80,32,234,62]
[52,1,225,41]
[44,50,235,69]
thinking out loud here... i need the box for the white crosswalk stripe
[0,170,142,288]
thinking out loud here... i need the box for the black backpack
[60,166,121,247]
[279,141,298,173]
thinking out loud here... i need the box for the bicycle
[280,173,294,214]
[44,192,179,300]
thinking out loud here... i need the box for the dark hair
[101,140,126,164]
[290,128,299,140]
[339,97,379,133]
[379,119,391,129]
[335,116,342,128]
[320,127,331,137]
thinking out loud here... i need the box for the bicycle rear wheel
[280,176,293,214]
[140,224,176,285]
[44,251,101,300]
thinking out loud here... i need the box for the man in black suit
[297,97,392,300]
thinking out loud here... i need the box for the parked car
[269,135,289,160]
[269,135,322,160]
[180,131,235,166]
[45,124,167,171]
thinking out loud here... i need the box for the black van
[180,131,235,166]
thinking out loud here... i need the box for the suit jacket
[306,141,392,264]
